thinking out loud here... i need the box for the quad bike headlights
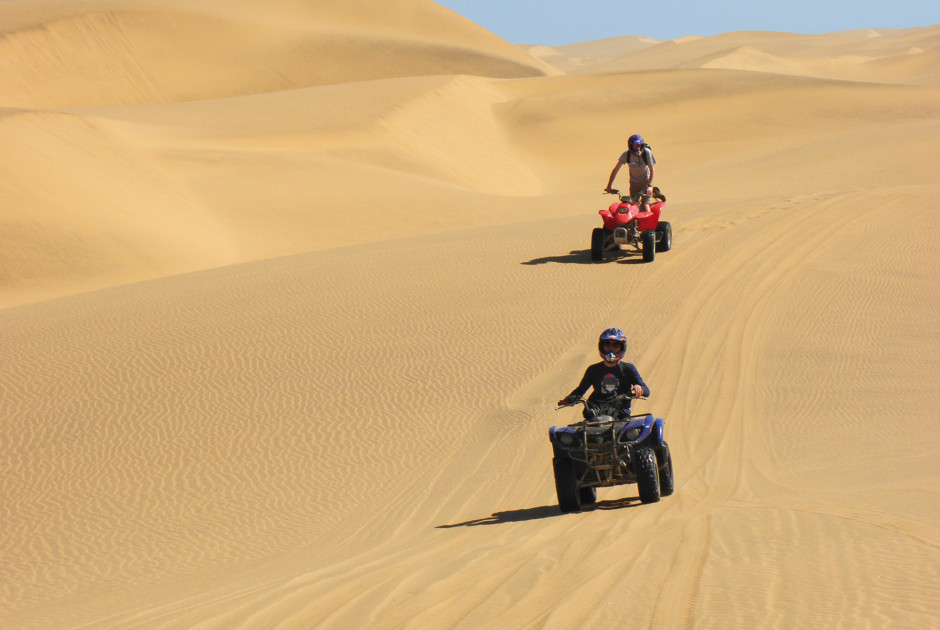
[622,427,642,441]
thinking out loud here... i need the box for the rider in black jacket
[557,328,649,416]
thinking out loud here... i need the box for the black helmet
[598,328,627,363]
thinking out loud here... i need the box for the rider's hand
[631,385,644,398]
[558,396,575,406]
[604,187,613,194]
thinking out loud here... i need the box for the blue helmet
[598,328,627,362]
[628,134,644,150]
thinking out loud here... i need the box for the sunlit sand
[1,1,938,627]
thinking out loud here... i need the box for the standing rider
[605,134,655,206]
[557,328,650,417]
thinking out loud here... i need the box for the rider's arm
[606,152,629,192]
[625,363,650,397]
[605,161,622,192]
[564,368,594,401]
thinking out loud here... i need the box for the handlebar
[605,188,636,203]
[555,392,646,411]
[605,187,663,203]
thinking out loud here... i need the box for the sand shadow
[436,496,641,528]
[521,249,646,266]
[521,250,595,265]
[613,253,647,265]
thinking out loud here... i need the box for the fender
[625,415,663,446]
[636,203,663,232]
[622,413,655,443]
[652,417,664,447]
[600,203,638,230]
[600,203,642,230]
[549,425,577,446]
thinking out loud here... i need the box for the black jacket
[566,361,650,412]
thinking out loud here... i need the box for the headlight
[559,433,575,446]
[623,428,641,441]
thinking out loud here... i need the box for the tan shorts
[630,179,651,201]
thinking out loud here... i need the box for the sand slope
[0,0,555,108]
[1,2,939,628]
[0,0,557,306]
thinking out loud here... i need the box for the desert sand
[1,1,938,628]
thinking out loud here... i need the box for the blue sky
[434,0,940,45]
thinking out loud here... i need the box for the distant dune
[548,25,940,83]
[519,35,661,73]
[1,1,938,628]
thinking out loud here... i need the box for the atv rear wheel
[658,443,674,497]
[635,447,661,503]
[579,485,597,505]
[591,228,608,261]
[553,457,582,512]
[655,221,672,253]
[641,229,656,263]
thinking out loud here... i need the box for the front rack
[562,418,636,487]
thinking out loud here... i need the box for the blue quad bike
[550,394,674,512]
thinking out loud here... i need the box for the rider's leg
[631,179,651,212]
[629,179,644,200]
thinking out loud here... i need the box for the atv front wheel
[658,443,674,497]
[591,228,608,261]
[655,221,672,253]
[641,229,656,263]
[579,485,597,505]
[553,457,582,512]
[635,447,661,503]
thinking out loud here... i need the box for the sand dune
[560,25,940,84]
[520,35,660,73]
[1,1,938,628]
[0,0,554,108]
[0,0,556,306]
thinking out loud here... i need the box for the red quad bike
[591,188,672,263]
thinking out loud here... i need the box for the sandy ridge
[1,2,939,628]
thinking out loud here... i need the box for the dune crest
[0,0,554,109]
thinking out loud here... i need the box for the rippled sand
[1,2,938,628]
